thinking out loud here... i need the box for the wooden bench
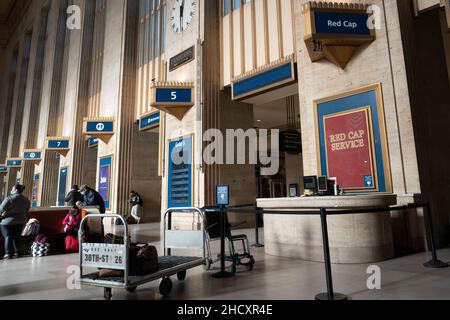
[0,206,102,256]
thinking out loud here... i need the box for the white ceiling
[244,83,300,129]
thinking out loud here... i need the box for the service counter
[257,194,397,264]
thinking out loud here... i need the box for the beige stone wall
[295,0,420,196]
[130,126,162,222]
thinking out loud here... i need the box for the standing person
[129,191,144,224]
[0,183,31,259]
[79,185,105,214]
[64,185,84,207]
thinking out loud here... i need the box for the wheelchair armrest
[229,221,247,229]
[205,222,219,230]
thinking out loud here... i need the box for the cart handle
[78,213,131,286]
[79,213,129,239]
[164,207,207,257]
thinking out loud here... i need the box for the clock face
[171,0,196,33]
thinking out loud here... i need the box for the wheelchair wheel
[229,264,237,274]
[177,271,187,281]
[126,286,137,293]
[159,277,173,297]
[203,259,212,271]
[104,288,112,300]
[246,263,254,271]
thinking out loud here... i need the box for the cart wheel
[159,277,172,297]
[177,271,187,281]
[229,264,237,274]
[203,259,212,271]
[104,288,112,300]
[246,263,254,272]
[126,286,138,293]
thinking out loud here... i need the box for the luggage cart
[78,208,206,300]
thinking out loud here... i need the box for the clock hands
[180,0,185,31]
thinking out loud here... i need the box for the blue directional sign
[216,185,229,206]
[57,167,68,207]
[155,88,193,105]
[140,111,160,131]
[47,139,70,149]
[0,166,7,173]
[315,12,371,36]
[85,121,114,134]
[168,137,193,208]
[6,159,22,168]
[88,137,99,148]
[23,151,42,160]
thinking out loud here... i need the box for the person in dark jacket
[0,183,31,259]
[129,191,144,224]
[79,185,105,214]
[64,185,84,207]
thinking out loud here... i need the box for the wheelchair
[203,207,255,273]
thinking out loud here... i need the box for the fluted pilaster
[114,0,138,214]
[203,0,221,206]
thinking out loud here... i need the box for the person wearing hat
[64,185,84,207]
[79,185,105,214]
[0,183,31,259]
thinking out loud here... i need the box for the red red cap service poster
[323,107,376,190]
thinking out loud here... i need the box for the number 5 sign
[150,82,195,120]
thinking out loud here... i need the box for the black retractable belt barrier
[422,204,449,268]
[315,208,347,301]
[258,202,448,300]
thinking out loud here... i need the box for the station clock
[171,0,196,33]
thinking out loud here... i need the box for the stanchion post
[252,207,264,248]
[315,208,347,301]
[167,211,172,256]
[423,203,449,268]
[212,186,234,278]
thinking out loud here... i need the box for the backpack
[22,219,40,236]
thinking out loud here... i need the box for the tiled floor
[0,223,449,300]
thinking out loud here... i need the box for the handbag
[129,244,159,276]
[31,242,50,257]
[65,235,79,253]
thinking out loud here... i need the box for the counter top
[257,193,397,210]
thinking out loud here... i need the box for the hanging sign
[0,165,8,173]
[23,149,42,163]
[231,56,296,101]
[139,111,161,131]
[279,131,302,154]
[88,137,99,148]
[46,137,71,157]
[6,158,22,168]
[83,117,115,143]
[151,82,195,120]
[302,1,376,68]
